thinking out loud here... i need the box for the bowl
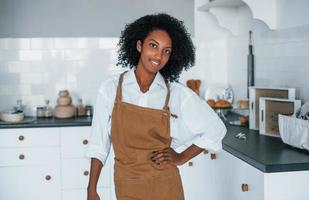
[0,111,25,123]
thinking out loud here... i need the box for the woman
[86,13,226,200]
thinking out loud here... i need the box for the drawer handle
[203,149,209,154]
[19,154,25,160]
[45,175,52,181]
[210,153,216,160]
[241,184,249,192]
[188,162,193,166]
[83,139,88,145]
[84,170,89,176]
[18,135,25,141]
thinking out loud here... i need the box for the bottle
[44,99,53,118]
[77,98,86,117]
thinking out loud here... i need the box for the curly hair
[116,13,195,82]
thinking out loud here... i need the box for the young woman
[86,13,226,200]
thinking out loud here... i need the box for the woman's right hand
[87,189,100,200]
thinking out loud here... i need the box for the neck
[134,67,156,93]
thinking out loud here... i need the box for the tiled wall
[0,38,122,115]
[227,25,309,103]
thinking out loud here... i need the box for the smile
[150,60,161,66]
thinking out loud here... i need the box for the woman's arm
[87,158,103,200]
[151,144,204,166]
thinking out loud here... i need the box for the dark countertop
[0,116,92,129]
[223,113,309,173]
[1,114,309,173]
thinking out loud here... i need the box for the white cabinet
[60,127,113,200]
[0,128,61,200]
[211,150,309,200]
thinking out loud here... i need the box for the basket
[278,114,309,151]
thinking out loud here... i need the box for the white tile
[0,85,10,95]
[0,73,20,84]
[10,85,32,95]
[0,62,8,72]
[54,38,90,49]
[7,39,30,50]
[19,50,42,61]
[31,61,48,72]
[99,38,118,49]
[42,50,64,61]
[67,73,77,83]
[0,39,8,50]
[8,61,31,73]
[0,51,19,61]
[64,49,89,60]
[20,73,43,84]
[87,38,100,48]
[31,38,54,49]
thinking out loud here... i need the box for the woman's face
[136,29,172,74]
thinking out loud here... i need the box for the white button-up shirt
[85,69,226,165]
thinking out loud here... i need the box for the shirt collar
[123,68,167,89]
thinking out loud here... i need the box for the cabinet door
[62,187,111,200]
[0,147,60,167]
[211,150,247,200]
[60,127,91,158]
[179,151,211,200]
[213,150,264,200]
[62,158,111,189]
[0,128,60,147]
[0,165,61,200]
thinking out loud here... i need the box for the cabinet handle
[203,149,209,154]
[188,162,193,166]
[45,175,51,181]
[210,153,216,160]
[18,135,25,141]
[19,154,25,160]
[241,184,249,192]
[261,109,264,122]
[83,139,88,145]
[84,170,89,176]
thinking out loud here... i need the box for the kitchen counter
[0,116,92,129]
[223,113,309,173]
[1,113,309,173]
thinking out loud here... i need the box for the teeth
[151,60,160,65]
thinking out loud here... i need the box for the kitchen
[1,0,309,199]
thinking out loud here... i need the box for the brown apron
[111,72,184,200]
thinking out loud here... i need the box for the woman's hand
[87,189,100,200]
[150,148,185,166]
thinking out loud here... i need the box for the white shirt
[85,69,226,165]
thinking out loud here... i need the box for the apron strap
[163,79,170,111]
[115,71,128,103]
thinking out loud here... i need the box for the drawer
[0,147,60,167]
[61,157,111,189]
[62,187,112,200]
[0,165,61,200]
[60,127,91,158]
[0,128,60,147]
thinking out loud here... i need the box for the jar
[36,107,45,118]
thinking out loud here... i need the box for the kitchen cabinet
[210,149,309,200]
[0,128,61,200]
[60,127,113,200]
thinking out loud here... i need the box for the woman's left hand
[150,148,184,166]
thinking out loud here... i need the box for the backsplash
[0,38,122,115]
[1,24,309,116]
[226,25,309,103]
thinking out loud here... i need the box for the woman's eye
[164,49,171,55]
[150,43,157,48]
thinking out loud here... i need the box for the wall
[194,0,309,105]
[0,38,121,115]
[0,0,194,38]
